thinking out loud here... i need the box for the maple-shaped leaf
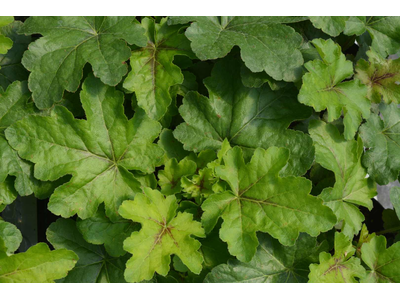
[344,17,400,57]
[158,157,197,195]
[309,17,349,37]
[309,120,376,237]
[0,17,13,55]
[205,232,328,283]
[361,235,400,283]
[360,103,400,185]
[0,219,22,255]
[119,187,205,283]
[0,242,77,283]
[355,49,400,104]
[76,205,139,257]
[123,17,195,120]
[0,21,31,89]
[298,38,370,140]
[309,232,366,283]
[19,16,147,109]
[47,218,128,283]
[201,146,336,262]
[5,75,164,221]
[174,55,314,177]
[169,16,307,82]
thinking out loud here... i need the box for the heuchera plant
[0,16,400,283]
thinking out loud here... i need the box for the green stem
[376,226,400,235]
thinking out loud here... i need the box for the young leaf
[20,16,147,109]
[201,146,337,262]
[118,188,205,283]
[309,120,376,237]
[0,17,13,55]
[361,235,400,282]
[123,17,195,120]
[174,55,314,177]
[5,75,164,221]
[205,233,328,283]
[0,219,22,255]
[76,205,140,257]
[298,39,370,140]
[355,50,400,104]
[0,243,78,283]
[181,168,216,200]
[308,232,366,283]
[360,103,400,185]
[169,17,306,82]
[47,218,128,283]
[309,17,349,37]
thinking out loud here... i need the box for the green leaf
[47,218,128,283]
[309,120,376,237]
[123,17,194,120]
[360,103,400,185]
[0,17,13,55]
[0,21,31,89]
[76,205,139,257]
[298,38,370,140]
[0,242,78,283]
[344,17,367,36]
[158,157,197,195]
[20,16,147,109]
[201,146,336,262]
[205,233,328,283]
[181,167,216,201]
[158,128,190,163]
[308,232,366,283]
[0,219,22,255]
[389,187,400,222]
[240,63,287,90]
[118,187,205,283]
[309,17,349,37]
[169,16,306,82]
[355,49,400,104]
[5,75,164,221]
[361,235,400,282]
[174,55,314,177]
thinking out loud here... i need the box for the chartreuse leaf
[0,242,78,283]
[47,218,128,283]
[19,16,147,109]
[174,55,314,177]
[309,232,366,283]
[299,39,370,140]
[76,205,140,257]
[5,75,164,221]
[390,187,400,220]
[123,17,194,120]
[202,146,336,262]
[309,17,350,37]
[344,17,400,57]
[0,21,31,89]
[0,17,13,55]
[181,168,216,201]
[361,235,400,282]
[169,17,307,82]
[158,157,197,195]
[309,120,376,237]
[205,233,328,283]
[355,49,400,104]
[119,188,205,283]
[360,103,400,185]
[0,219,22,255]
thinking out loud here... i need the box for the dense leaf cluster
[1,16,400,283]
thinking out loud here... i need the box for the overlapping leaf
[201,146,336,262]
[174,55,314,176]
[124,17,195,120]
[119,188,205,282]
[5,75,164,221]
[298,38,370,140]
[360,103,400,185]
[356,49,400,104]
[205,233,328,283]
[20,16,147,108]
[309,120,376,237]
[309,17,349,37]
[47,218,128,283]
[0,219,22,255]
[0,17,13,55]
[158,158,196,195]
[169,16,307,82]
